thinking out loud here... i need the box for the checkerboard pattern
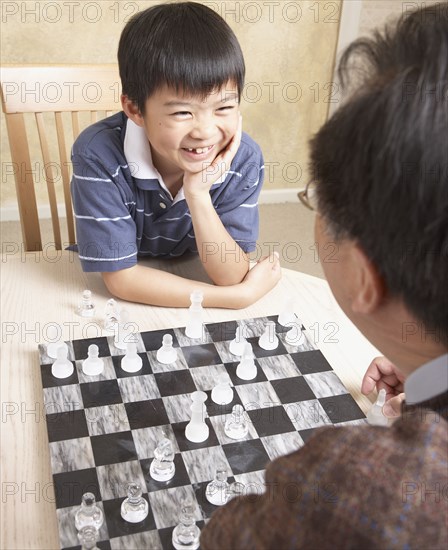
[38,316,366,549]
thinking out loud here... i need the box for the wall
[1,0,342,215]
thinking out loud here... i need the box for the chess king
[200,3,448,549]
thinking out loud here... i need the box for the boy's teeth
[186,146,211,154]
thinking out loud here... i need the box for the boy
[71,2,280,307]
[201,3,448,548]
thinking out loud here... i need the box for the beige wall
[1,0,342,212]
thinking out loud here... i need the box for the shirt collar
[404,353,448,403]
[123,117,228,201]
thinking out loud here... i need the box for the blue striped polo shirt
[70,112,264,272]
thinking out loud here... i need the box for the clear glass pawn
[75,493,103,531]
[120,482,148,523]
[205,465,230,506]
[77,524,100,550]
[224,404,249,439]
[77,289,95,317]
[172,500,200,550]
[149,437,175,481]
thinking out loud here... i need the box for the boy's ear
[121,95,145,127]
[351,244,386,314]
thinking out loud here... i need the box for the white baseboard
[0,188,303,222]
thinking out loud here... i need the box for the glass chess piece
[185,391,209,443]
[121,339,143,373]
[120,483,149,523]
[82,344,104,376]
[258,321,279,351]
[51,345,74,379]
[226,481,245,502]
[278,299,296,327]
[366,388,389,426]
[77,524,100,550]
[156,333,177,364]
[75,492,103,530]
[76,289,95,318]
[104,298,119,332]
[224,404,249,439]
[236,342,257,380]
[172,499,200,550]
[149,438,176,481]
[211,373,234,405]
[45,323,68,359]
[205,465,230,506]
[229,326,246,356]
[185,290,204,339]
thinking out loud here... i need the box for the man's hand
[183,115,243,200]
[361,356,405,417]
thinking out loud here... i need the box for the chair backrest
[1,65,121,251]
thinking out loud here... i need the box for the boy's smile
[125,83,240,185]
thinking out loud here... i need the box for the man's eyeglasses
[298,182,318,211]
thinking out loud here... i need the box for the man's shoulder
[72,112,126,161]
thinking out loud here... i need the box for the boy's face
[137,83,240,178]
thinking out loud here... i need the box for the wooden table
[1,250,379,549]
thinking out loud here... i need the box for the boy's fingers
[382,393,405,417]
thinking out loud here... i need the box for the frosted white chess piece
[229,326,247,356]
[156,334,177,364]
[224,404,249,440]
[258,321,279,351]
[76,289,95,318]
[278,299,296,327]
[211,374,234,405]
[51,345,74,379]
[149,438,176,481]
[120,483,149,523]
[185,391,209,442]
[172,500,200,550]
[121,339,143,373]
[82,344,104,376]
[205,466,230,506]
[46,324,68,359]
[236,343,257,380]
[284,321,305,346]
[366,389,389,427]
[75,492,103,530]
[185,290,204,339]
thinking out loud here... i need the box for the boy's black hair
[310,2,448,343]
[118,2,245,113]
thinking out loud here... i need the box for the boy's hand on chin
[183,115,242,202]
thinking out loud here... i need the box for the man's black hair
[118,2,245,113]
[310,2,448,343]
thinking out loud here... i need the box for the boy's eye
[172,111,191,117]
[217,106,235,112]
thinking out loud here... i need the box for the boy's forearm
[102,264,253,308]
[187,194,250,285]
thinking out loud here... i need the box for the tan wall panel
[1,0,342,210]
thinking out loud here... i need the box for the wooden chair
[1,65,121,251]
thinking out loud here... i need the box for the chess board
[38,315,367,549]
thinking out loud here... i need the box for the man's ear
[121,95,144,127]
[351,244,386,314]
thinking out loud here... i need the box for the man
[201,3,448,548]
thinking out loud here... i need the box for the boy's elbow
[102,268,135,300]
